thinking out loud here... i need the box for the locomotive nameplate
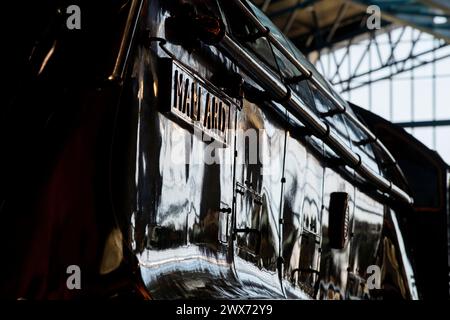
[159,59,236,145]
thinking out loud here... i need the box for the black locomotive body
[0,0,421,299]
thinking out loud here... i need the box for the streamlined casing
[0,0,418,299]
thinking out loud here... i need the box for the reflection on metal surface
[100,228,124,275]
[37,41,56,76]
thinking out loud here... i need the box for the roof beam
[268,0,321,18]
[418,0,450,16]
[395,119,450,128]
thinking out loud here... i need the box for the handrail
[109,0,144,81]
[231,0,400,169]
[218,33,413,205]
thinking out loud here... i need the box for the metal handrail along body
[231,0,400,171]
[218,33,413,205]
[109,0,144,82]
[118,0,412,204]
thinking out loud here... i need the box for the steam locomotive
[3,0,446,299]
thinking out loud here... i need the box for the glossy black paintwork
[0,0,418,299]
[353,104,449,299]
[109,0,417,299]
